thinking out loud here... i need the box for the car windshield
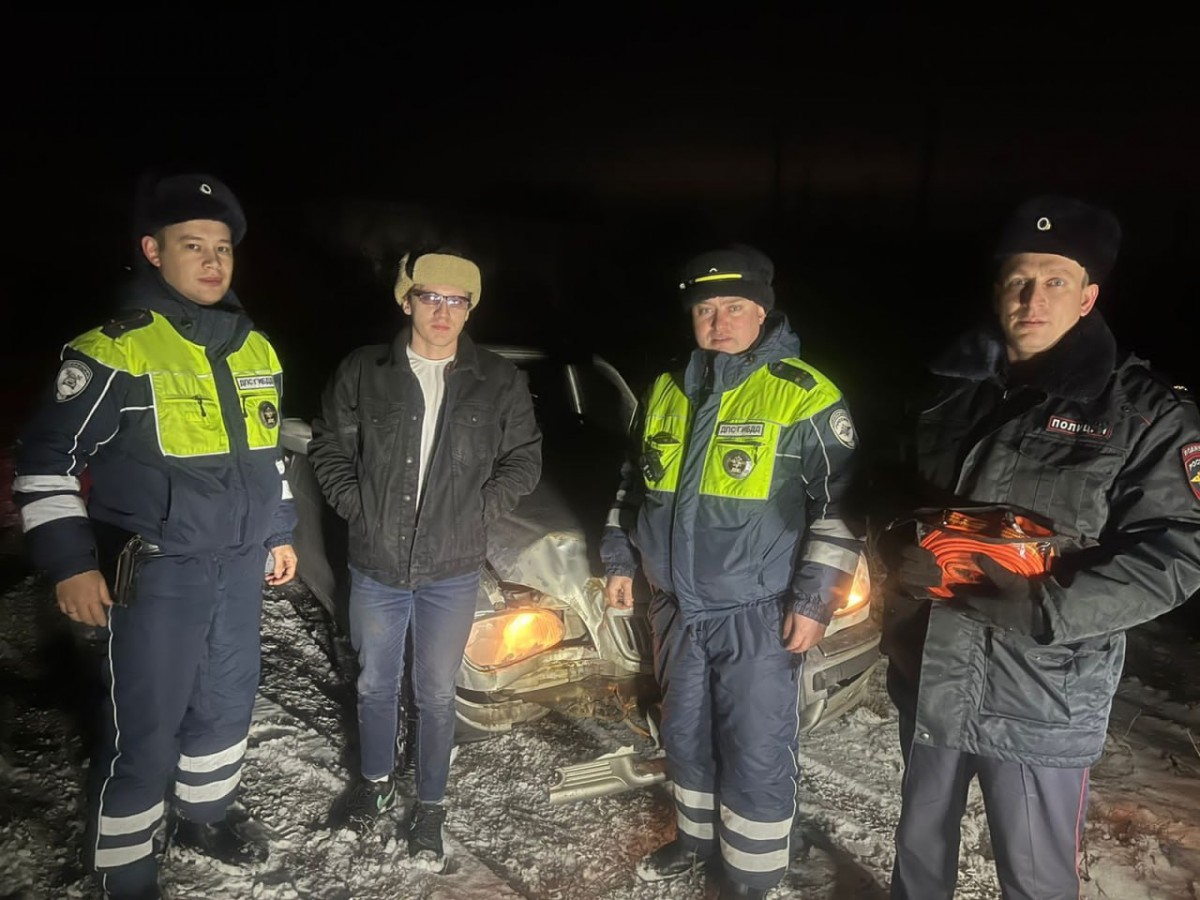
[513,355,634,441]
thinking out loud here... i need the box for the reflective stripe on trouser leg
[88,554,220,896]
[94,799,165,871]
[174,546,264,823]
[710,600,803,890]
[675,783,716,843]
[890,743,976,900]
[651,591,718,856]
[976,757,1090,900]
[175,738,247,810]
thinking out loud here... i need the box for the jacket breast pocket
[357,399,403,462]
[980,634,1072,724]
[450,404,496,467]
[150,371,227,458]
[700,430,779,501]
[1006,435,1124,537]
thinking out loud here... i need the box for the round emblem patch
[1036,216,1052,232]
[55,360,93,402]
[830,409,856,449]
[258,400,279,429]
[723,449,754,479]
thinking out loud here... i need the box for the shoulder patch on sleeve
[830,408,857,449]
[100,309,153,339]
[1182,443,1200,502]
[768,360,817,391]
[55,359,93,401]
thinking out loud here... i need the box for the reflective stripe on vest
[642,359,841,501]
[71,312,281,458]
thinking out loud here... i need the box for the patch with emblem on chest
[716,422,765,438]
[258,401,279,429]
[1182,443,1200,502]
[1047,415,1112,440]
[237,375,276,391]
[722,449,755,478]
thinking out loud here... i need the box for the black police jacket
[308,330,542,589]
[885,313,1200,767]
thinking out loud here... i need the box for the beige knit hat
[394,252,482,308]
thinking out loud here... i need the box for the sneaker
[171,816,269,865]
[338,776,397,831]
[405,801,447,871]
[635,839,711,882]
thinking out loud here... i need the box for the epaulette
[1143,365,1196,404]
[100,309,153,339]
[768,360,817,391]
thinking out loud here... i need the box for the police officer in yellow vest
[601,245,864,899]
[13,173,297,900]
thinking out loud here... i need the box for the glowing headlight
[833,553,872,618]
[463,609,566,669]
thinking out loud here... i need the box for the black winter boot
[634,839,711,882]
[101,882,164,900]
[719,878,769,899]
[171,816,268,865]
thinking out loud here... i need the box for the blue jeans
[348,567,480,802]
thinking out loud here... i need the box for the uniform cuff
[789,591,833,626]
[264,532,293,550]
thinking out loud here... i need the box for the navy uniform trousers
[652,590,804,892]
[891,708,1089,900]
[86,545,264,897]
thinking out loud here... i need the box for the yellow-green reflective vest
[72,312,282,458]
[640,358,842,502]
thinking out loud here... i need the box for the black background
[6,10,1199,441]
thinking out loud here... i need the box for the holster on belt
[93,521,164,608]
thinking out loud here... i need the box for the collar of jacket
[684,311,802,396]
[930,312,1117,402]
[118,269,251,354]
[387,327,484,378]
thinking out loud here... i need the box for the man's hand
[56,571,113,627]
[960,555,1048,637]
[783,612,827,653]
[604,575,634,610]
[266,545,298,586]
[886,544,944,597]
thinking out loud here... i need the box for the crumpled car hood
[483,480,594,614]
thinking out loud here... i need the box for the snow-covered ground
[2,523,1200,899]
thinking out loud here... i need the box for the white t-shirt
[406,345,455,503]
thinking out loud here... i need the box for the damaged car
[281,347,882,746]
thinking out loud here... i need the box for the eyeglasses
[410,290,472,311]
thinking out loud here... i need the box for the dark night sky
[6,10,1199,430]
